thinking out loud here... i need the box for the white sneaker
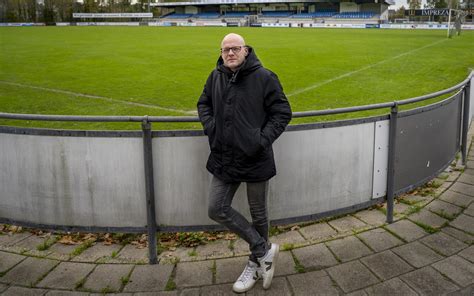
[232,260,260,293]
[258,243,279,289]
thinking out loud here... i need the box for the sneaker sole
[262,246,279,290]
[233,278,259,294]
[232,286,253,294]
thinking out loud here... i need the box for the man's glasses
[221,46,244,55]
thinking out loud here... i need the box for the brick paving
[328,216,368,233]
[384,219,428,242]
[273,251,297,276]
[292,243,338,270]
[356,228,403,252]
[123,264,174,292]
[326,236,373,262]
[0,149,473,295]
[360,250,413,280]
[400,266,459,295]
[408,209,449,229]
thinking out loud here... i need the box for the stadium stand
[223,12,252,18]
[152,0,393,25]
[334,12,377,19]
[161,13,193,19]
[161,11,379,21]
[290,12,337,18]
[194,12,220,18]
[261,11,295,18]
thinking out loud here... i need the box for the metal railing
[0,71,472,264]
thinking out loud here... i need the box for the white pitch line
[287,38,448,98]
[0,80,198,115]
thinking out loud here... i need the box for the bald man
[197,33,292,293]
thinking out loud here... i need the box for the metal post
[461,81,471,165]
[142,118,158,264]
[447,9,452,38]
[386,103,399,224]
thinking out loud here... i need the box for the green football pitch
[0,27,473,130]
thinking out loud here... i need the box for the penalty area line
[287,38,448,98]
[0,80,197,115]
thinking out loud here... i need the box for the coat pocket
[235,128,263,157]
[206,120,218,150]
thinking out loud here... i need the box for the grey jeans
[208,176,269,261]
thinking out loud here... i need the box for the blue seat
[261,11,294,18]
[162,13,193,19]
[335,11,376,19]
[224,12,251,17]
[291,12,336,18]
[194,12,220,19]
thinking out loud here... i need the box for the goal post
[447,9,465,38]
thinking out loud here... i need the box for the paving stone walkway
[1,137,474,295]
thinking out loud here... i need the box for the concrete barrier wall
[152,122,377,227]
[470,75,474,125]
[394,92,462,193]
[0,133,147,228]
[269,122,376,221]
[0,87,469,231]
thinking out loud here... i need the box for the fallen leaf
[224,233,237,240]
[58,235,79,245]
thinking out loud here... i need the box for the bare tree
[408,0,422,9]
[0,0,156,23]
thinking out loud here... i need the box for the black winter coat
[197,47,292,182]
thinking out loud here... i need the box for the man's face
[221,36,248,72]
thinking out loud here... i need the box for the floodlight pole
[447,9,452,38]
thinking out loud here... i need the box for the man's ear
[244,47,249,57]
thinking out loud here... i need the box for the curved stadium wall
[0,73,472,263]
